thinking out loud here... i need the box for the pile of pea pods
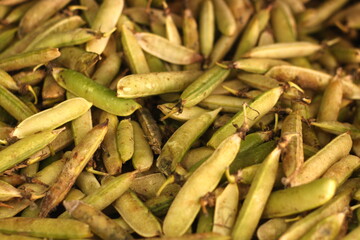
[1,0,360,239]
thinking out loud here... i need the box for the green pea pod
[237,72,279,91]
[135,32,203,65]
[279,178,360,240]
[263,178,337,218]
[117,119,134,163]
[199,0,215,58]
[271,1,297,42]
[0,69,18,91]
[39,122,108,217]
[121,24,150,74]
[0,180,22,201]
[0,217,92,239]
[343,225,360,240]
[113,190,162,237]
[117,70,202,98]
[158,103,208,122]
[157,108,221,176]
[24,15,86,52]
[208,86,283,148]
[289,132,352,187]
[86,0,124,54]
[52,68,141,116]
[199,95,251,113]
[0,128,63,173]
[183,9,201,71]
[231,58,289,74]
[322,155,360,186]
[180,65,230,108]
[64,200,131,240]
[163,133,242,237]
[18,0,71,36]
[0,27,18,52]
[92,51,122,87]
[130,173,166,199]
[312,121,360,139]
[0,48,60,72]
[12,98,92,139]
[242,42,322,59]
[232,145,282,240]
[213,0,237,36]
[131,121,154,172]
[0,233,43,240]
[299,212,345,240]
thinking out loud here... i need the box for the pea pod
[213,0,237,36]
[131,121,153,172]
[12,98,92,139]
[117,119,134,163]
[163,133,242,237]
[199,0,215,58]
[262,178,337,218]
[157,108,220,176]
[208,86,283,148]
[232,144,282,240]
[52,68,141,116]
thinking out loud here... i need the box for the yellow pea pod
[12,98,92,139]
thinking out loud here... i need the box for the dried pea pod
[64,200,131,240]
[0,217,92,239]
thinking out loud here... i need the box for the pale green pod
[231,58,289,74]
[289,133,352,187]
[117,71,202,98]
[271,1,297,42]
[311,121,360,139]
[131,121,153,172]
[0,27,18,52]
[117,119,134,163]
[199,0,215,58]
[0,180,22,201]
[52,68,141,116]
[257,218,290,240]
[0,128,63,173]
[64,200,131,240]
[75,171,100,196]
[243,42,322,59]
[92,51,122,87]
[0,48,60,72]
[199,94,251,113]
[33,28,101,50]
[180,65,230,108]
[0,199,31,218]
[232,145,282,240]
[233,7,271,59]
[181,147,214,172]
[197,208,214,233]
[18,0,71,36]
[0,233,43,240]
[144,51,168,72]
[0,69,18,91]
[24,15,86,52]
[41,74,64,103]
[13,69,46,87]
[183,9,201,71]
[145,232,231,240]
[80,0,99,25]
[12,98,92,139]
[121,24,150,74]
[208,86,283,148]
[86,0,124,54]
[135,32,203,65]
[213,0,237,36]
[265,65,331,90]
[130,173,166,199]
[163,133,241,237]
[263,178,337,218]
[99,111,122,175]
[237,72,279,91]
[330,46,360,64]
[39,122,108,217]
[213,182,239,235]
[113,191,162,237]
[322,155,360,186]
[257,29,275,46]
[299,212,345,240]
[279,178,360,240]
[165,7,181,46]
[158,103,208,122]
[66,92,93,146]
[208,7,253,67]
[64,189,85,202]
[211,79,247,95]
[0,217,92,239]
[157,108,220,176]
